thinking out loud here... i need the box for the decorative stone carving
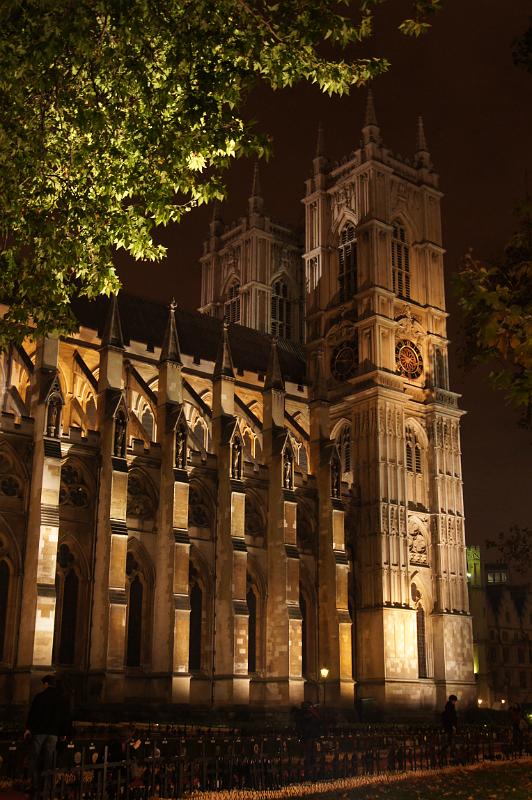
[0,448,22,499]
[127,473,155,519]
[331,455,341,498]
[46,394,62,437]
[175,424,187,469]
[188,487,210,528]
[231,434,243,480]
[282,447,293,490]
[60,464,90,508]
[113,411,127,457]
[409,520,428,565]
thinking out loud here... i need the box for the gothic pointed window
[54,544,80,666]
[271,279,292,339]
[417,605,428,678]
[224,280,241,324]
[126,551,149,668]
[189,568,202,672]
[0,560,9,661]
[338,223,357,303]
[392,221,411,299]
[247,583,257,673]
[339,425,351,474]
[406,429,422,475]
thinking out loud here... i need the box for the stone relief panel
[59,464,90,509]
[188,486,211,530]
[0,447,23,501]
[408,516,429,566]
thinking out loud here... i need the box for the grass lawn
[189,757,532,800]
[313,758,532,800]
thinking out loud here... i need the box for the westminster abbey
[0,96,475,713]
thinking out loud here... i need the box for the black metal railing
[0,723,528,799]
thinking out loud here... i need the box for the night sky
[118,0,532,549]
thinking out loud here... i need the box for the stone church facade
[0,97,475,713]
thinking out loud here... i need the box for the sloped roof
[72,293,307,385]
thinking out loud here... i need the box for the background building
[0,102,475,714]
[468,546,532,709]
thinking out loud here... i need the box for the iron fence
[0,723,528,799]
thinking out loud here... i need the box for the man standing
[24,675,69,799]
[442,694,458,748]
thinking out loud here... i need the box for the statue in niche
[113,412,126,457]
[331,457,341,498]
[231,435,243,479]
[409,522,428,565]
[46,395,62,437]
[175,425,187,469]
[283,449,293,490]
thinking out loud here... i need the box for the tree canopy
[454,201,532,427]
[0,0,441,347]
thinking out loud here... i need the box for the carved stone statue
[46,395,61,437]
[283,449,293,490]
[114,412,126,457]
[175,425,187,469]
[231,435,243,479]
[331,457,341,498]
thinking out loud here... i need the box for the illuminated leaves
[455,201,532,425]
[0,0,442,346]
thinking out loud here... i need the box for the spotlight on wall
[477,698,483,705]
[320,667,329,680]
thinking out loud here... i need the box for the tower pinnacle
[213,322,235,380]
[101,294,124,349]
[415,115,431,169]
[264,337,285,392]
[248,162,264,216]
[362,88,381,146]
[160,299,182,365]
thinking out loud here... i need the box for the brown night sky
[118,0,532,548]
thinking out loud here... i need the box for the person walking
[24,675,70,799]
[441,694,458,757]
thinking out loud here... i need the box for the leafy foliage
[454,201,532,426]
[513,16,532,73]
[0,0,441,347]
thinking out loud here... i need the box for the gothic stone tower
[304,96,475,709]
[199,165,303,341]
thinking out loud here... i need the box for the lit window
[392,221,410,299]
[406,429,423,474]
[224,281,241,324]
[338,223,357,303]
[271,279,292,339]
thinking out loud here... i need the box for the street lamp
[320,666,329,706]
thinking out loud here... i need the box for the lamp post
[320,666,329,706]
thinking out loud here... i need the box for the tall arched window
[224,281,241,324]
[126,551,148,668]
[405,428,422,475]
[338,223,357,303]
[189,565,202,672]
[54,543,81,666]
[271,279,292,339]
[0,560,9,661]
[417,605,427,678]
[247,582,257,673]
[392,221,410,299]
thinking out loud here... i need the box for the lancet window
[224,281,241,324]
[338,223,357,303]
[271,279,292,339]
[392,221,411,299]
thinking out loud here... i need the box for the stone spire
[264,337,285,392]
[159,299,182,365]
[313,121,328,175]
[415,115,431,169]
[101,294,124,349]
[248,162,264,216]
[213,322,235,380]
[209,199,223,237]
[362,88,381,146]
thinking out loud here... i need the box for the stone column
[153,302,191,702]
[88,296,129,702]
[16,336,63,702]
[211,324,249,704]
[263,339,303,706]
